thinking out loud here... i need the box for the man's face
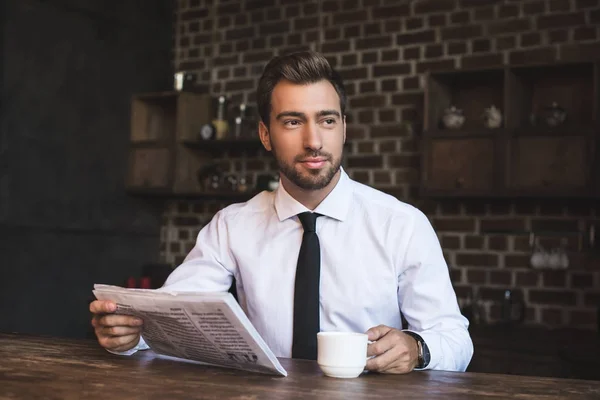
[259,79,346,191]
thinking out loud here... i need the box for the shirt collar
[274,167,353,222]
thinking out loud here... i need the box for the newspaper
[93,284,287,376]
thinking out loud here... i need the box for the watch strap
[403,330,431,369]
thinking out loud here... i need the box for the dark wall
[0,0,173,338]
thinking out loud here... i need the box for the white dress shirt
[125,168,473,372]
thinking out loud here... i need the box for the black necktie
[292,212,321,360]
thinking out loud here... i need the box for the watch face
[200,124,215,140]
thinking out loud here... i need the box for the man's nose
[303,123,323,151]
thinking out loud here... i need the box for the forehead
[270,79,341,114]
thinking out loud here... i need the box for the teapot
[542,102,567,127]
[441,106,465,129]
[483,105,502,129]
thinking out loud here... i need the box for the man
[91,51,473,374]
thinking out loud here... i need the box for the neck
[280,169,342,210]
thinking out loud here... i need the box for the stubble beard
[272,147,342,190]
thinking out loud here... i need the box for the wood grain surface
[1,333,600,399]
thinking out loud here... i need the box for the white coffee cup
[317,332,368,378]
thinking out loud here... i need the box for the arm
[396,209,473,372]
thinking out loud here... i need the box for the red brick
[341,54,357,66]
[405,17,425,30]
[403,76,421,90]
[450,267,464,284]
[561,42,600,62]
[346,155,383,168]
[542,271,567,288]
[575,0,600,7]
[549,0,572,11]
[339,67,368,80]
[457,253,499,267]
[490,270,512,285]
[352,170,369,184]
[356,141,375,154]
[416,59,455,73]
[496,36,517,50]
[371,125,411,138]
[509,47,557,65]
[382,79,398,92]
[488,19,531,35]
[520,32,542,47]
[472,38,491,52]
[389,154,420,168]
[529,290,577,306]
[384,20,402,33]
[537,12,586,29]
[242,50,273,63]
[362,52,378,63]
[364,23,382,36]
[428,14,447,27]
[440,200,461,215]
[414,0,456,13]
[480,218,525,232]
[321,40,351,53]
[465,235,484,249]
[225,79,254,91]
[568,310,597,326]
[372,5,411,19]
[346,125,367,139]
[448,41,467,55]
[356,35,393,50]
[505,254,531,268]
[391,93,423,106]
[531,219,578,232]
[397,30,436,45]
[333,10,367,24]
[479,287,507,301]
[441,25,483,40]
[359,81,376,93]
[432,218,476,232]
[516,271,540,286]
[294,16,319,31]
[357,110,375,124]
[441,235,461,249]
[379,139,399,153]
[498,4,519,18]
[523,0,546,14]
[584,292,600,307]
[541,308,565,326]
[489,236,508,251]
[373,63,412,77]
[374,171,392,185]
[401,108,420,122]
[466,269,488,284]
[473,5,495,21]
[450,11,470,24]
[462,54,503,69]
[570,272,594,289]
[404,46,421,60]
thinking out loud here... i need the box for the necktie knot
[297,212,320,233]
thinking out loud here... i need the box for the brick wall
[163,0,600,330]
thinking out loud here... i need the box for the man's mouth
[299,157,328,169]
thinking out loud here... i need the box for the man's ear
[258,120,272,151]
[342,115,347,144]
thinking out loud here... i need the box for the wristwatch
[403,331,431,369]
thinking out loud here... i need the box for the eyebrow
[275,110,341,121]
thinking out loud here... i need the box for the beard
[271,146,342,190]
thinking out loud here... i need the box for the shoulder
[212,190,274,224]
[349,180,425,223]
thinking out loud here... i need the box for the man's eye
[285,120,300,126]
[323,118,336,125]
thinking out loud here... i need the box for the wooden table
[2,333,600,399]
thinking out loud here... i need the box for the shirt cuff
[403,329,440,371]
[105,335,150,356]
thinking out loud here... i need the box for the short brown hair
[256,51,347,127]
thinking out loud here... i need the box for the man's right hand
[90,300,143,352]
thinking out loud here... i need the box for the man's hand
[90,300,143,352]
[365,324,419,374]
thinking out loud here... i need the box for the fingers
[98,333,141,352]
[93,314,143,328]
[366,324,392,342]
[365,329,416,374]
[97,324,142,338]
[90,300,116,314]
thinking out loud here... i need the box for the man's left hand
[365,324,419,374]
